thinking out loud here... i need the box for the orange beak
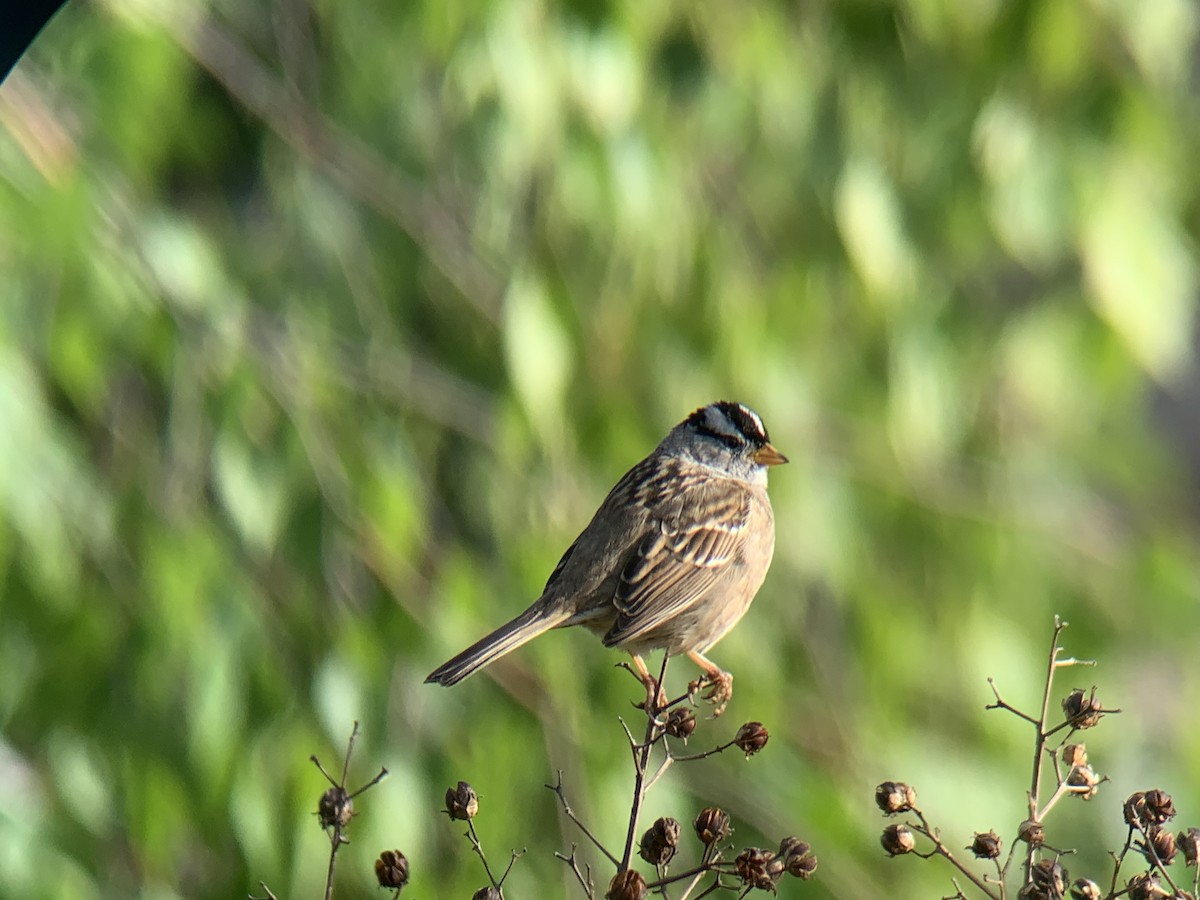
[753,443,789,467]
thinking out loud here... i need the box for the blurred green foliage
[1,0,1198,897]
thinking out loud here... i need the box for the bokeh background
[2,0,1199,897]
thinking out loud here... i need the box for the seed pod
[664,708,697,740]
[1138,826,1177,867]
[881,824,916,856]
[968,830,1001,860]
[1062,743,1088,766]
[1017,819,1045,847]
[1030,858,1068,897]
[733,722,769,757]
[638,817,681,867]
[606,869,647,900]
[875,782,917,815]
[1126,871,1170,900]
[374,850,410,889]
[445,781,479,820]
[318,786,353,830]
[777,836,817,879]
[1061,688,1104,729]
[734,847,778,891]
[693,807,732,845]
[1178,827,1200,867]
[1066,764,1102,801]
[1125,792,1148,826]
[1143,790,1177,825]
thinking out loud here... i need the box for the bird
[425,401,787,714]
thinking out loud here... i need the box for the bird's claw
[687,670,734,718]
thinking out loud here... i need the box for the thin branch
[308,722,388,900]
[618,657,670,871]
[648,863,727,889]
[310,753,340,787]
[555,844,596,898]
[351,767,390,798]
[322,833,340,900]
[1133,821,1183,895]
[498,848,527,887]
[547,772,619,866]
[1106,826,1136,896]
[339,721,360,786]
[643,753,675,792]
[909,809,1002,900]
[619,712,660,871]
[985,679,1039,726]
[1020,616,1068,884]
[669,738,742,763]
[466,818,501,889]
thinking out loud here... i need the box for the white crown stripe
[736,404,766,440]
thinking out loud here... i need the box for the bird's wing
[603,475,751,647]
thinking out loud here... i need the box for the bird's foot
[621,656,670,720]
[688,669,734,718]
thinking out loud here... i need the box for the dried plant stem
[619,655,671,871]
[1106,826,1134,896]
[1132,821,1183,895]
[547,773,619,866]
[322,836,339,900]
[909,810,1001,900]
[673,842,724,899]
[555,844,596,898]
[308,722,388,900]
[315,721,363,900]
[466,818,501,889]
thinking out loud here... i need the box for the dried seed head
[733,722,769,757]
[881,824,916,856]
[1030,859,1068,897]
[664,708,697,741]
[1018,819,1045,847]
[1138,826,1178,867]
[693,807,732,845]
[734,847,778,891]
[1126,872,1170,900]
[1179,827,1200,866]
[374,850,410,889]
[777,836,817,879]
[1066,764,1102,801]
[471,889,501,900]
[606,869,647,900]
[1061,688,1104,729]
[968,830,1002,860]
[1125,792,1148,826]
[777,836,810,860]
[444,781,479,820]
[638,817,682,867]
[1070,878,1102,900]
[1062,743,1088,767]
[875,782,917,816]
[1143,790,1177,825]
[318,786,353,831]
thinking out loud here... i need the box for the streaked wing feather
[605,483,750,646]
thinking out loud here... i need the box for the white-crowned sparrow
[425,401,787,713]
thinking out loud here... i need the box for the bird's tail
[425,604,572,686]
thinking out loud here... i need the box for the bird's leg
[686,651,733,717]
[630,653,668,717]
